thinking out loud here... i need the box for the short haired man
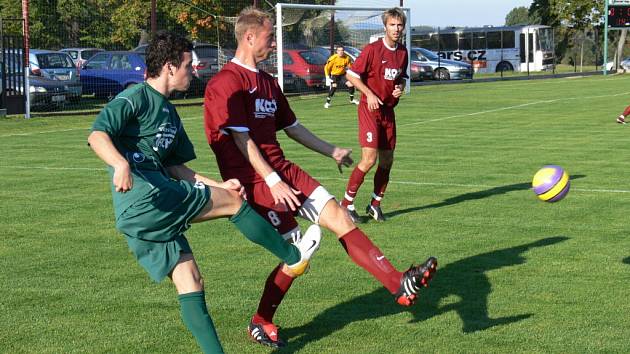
[342,8,409,222]
[324,45,359,108]
[88,30,320,353]
[204,7,436,348]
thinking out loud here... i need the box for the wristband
[265,172,281,187]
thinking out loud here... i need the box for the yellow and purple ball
[532,165,570,202]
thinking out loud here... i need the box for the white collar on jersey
[231,57,259,73]
[382,38,398,51]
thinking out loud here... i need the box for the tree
[505,6,531,26]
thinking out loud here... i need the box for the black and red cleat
[248,320,286,348]
[394,256,438,306]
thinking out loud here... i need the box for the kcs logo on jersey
[384,68,401,81]
[254,98,277,119]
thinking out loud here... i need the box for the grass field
[2,74,630,353]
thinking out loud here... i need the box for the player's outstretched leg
[319,200,437,306]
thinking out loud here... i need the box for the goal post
[275,3,411,95]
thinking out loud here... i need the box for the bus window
[473,32,487,49]
[502,31,515,48]
[487,31,502,49]
[458,32,472,50]
[413,34,439,51]
[439,33,458,51]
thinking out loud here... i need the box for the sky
[336,0,534,27]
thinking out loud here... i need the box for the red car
[282,49,327,91]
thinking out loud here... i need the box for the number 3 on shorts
[366,131,373,143]
[267,210,281,226]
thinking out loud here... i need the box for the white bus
[411,25,555,73]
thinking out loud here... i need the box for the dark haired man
[88,30,320,354]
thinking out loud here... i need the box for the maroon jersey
[347,38,408,108]
[204,59,298,184]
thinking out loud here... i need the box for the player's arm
[346,70,382,110]
[166,164,244,194]
[231,131,301,211]
[87,130,132,193]
[284,123,353,172]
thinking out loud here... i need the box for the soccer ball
[532,165,570,202]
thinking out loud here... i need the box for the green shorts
[116,179,211,282]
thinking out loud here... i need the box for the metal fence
[0,1,628,116]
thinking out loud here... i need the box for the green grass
[2,74,630,353]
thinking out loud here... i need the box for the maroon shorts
[358,102,396,150]
[244,162,333,236]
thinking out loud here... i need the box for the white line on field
[0,115,204,138]
[2,165,629,194]
[399,91,630,127]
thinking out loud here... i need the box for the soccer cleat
[347,208,362,224]
[248,321,286,348]
[324,102,330,109]
[286,225,321,277]
[617,115,626,124]
[394,257,438,306]
[366,204,386,222]
[351,98,360,105]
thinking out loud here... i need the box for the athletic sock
[623,105,630,117]
[252,264,295,324]
[230,202,300,266]
[338,228,402,294]
[349,86,355,100]
[371,166,391,207]
[178,291,225,354]
[341,167,367,208]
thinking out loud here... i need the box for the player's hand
[332,147,353,173]
[220,178,245,197]
[392,84,403,98]
[367,92,383,111]
[270,181,302,212]
[113,161,133,193]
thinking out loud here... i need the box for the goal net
[274,3,411,96]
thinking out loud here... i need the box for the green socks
[178,291,224,354]
[230,201,300,265]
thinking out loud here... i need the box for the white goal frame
[275,3,411,93]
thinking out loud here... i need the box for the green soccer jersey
[92,82,197,218]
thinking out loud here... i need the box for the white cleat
[324,102,330,109]
[351,99,360,105]
[286,225,321,276]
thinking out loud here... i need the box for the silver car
[410,47,473,80]
[29,49,82,102]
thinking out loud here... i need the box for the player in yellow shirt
[324,45,359,108]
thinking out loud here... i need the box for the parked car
[134,42,223,94]
[410,47,473,80]
[80,51,146,99]
[282,49,327,90]
[29,75,71,109]
[410,61,434,81]
[29,49,82,102]
[60,48,104,69]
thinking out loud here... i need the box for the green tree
[505,6,531,26]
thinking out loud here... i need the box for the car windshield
[65,51,79,60]
[413,48,439,61]
[344,46,361,58]
[36,53,74,68]
[82,50,102,60]
[299,51,327,65]
[194,46,218,58]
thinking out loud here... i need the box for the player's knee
[360,154,377,168]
